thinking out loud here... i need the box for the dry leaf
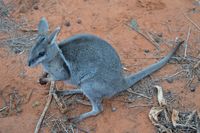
[149,107,172,133]
[149,107,164,124]
[171,109,179,127]
[154,85,167,106]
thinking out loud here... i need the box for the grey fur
[28,17,183,122]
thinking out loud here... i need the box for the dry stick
[184,27,191,57]
[161,70,188,81]
[194,60,200,69]
[175,123,196,130]
[70,124,75,133]
[184,13,200,32]
[24,89,33,104]
[126,23,160,50]
[186,72,195,87]
[127,88,151,99]
[0,106,7,112]
[52,92,68,113]
[20,28,38,32]
[185,110,197,126]
[0,91,7,108]
[34,81,55,133]
[146,31,160,48]
[127,104,152,108]
[76,99,91,106]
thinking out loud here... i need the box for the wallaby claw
[55,90,64,97]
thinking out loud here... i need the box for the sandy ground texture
[1,0,200,132]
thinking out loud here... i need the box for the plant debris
[0,0,37,54]
[149,85,200,133]
[0,88,24,118]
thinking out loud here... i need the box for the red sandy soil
[1,0,200,132]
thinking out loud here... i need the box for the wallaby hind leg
[72,96,103,122]
[56,89,83,96]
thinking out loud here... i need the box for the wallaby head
[28,17,61,67]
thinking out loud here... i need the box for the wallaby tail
[125,40,184,88]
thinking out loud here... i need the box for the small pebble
[77,18,82,24]
[190,85,196,92]
[33,5,39,10]
[111,107,117,112]
[32,101,40,108]
[166,90,172,97]
[14,48,22,54]
[157,32,163,37]
[166,78,173,83]
[62,115,68,122]
[65,21,71,27]
[16,107,22,113]
[144,49,150,53]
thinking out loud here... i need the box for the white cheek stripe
[31,56,46,67]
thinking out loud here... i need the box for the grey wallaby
[28,17,183,122]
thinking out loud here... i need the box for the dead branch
[126,23,160,50]
[184,27,191,57]
[24,89,33,104]
[0,106,8,112]
[34,81,55,133]
[185,110,197,125]
[76,99,91,106]
[127,88,151,99]
[52,91,68,113]
[127,104,153,108]
[20,28,38,32]
[184,13,200,32]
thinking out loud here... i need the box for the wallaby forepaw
[55,90,65,97]
[38,77,48,85]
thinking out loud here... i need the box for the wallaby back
[58,34,125,87]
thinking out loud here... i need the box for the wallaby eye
[37,36,45,42]
[39,51,45,57]
[40,37,45,42]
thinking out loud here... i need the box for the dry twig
[34,81,55,133]
[127,88,151,99]
[185,110,197,125]
[127,104,152,108]
[126,23,160,50]
[184,27,191,57]
[24,89,33,104]
[52,91,68,113]
[184,13,200,31]
[0,106,8,112]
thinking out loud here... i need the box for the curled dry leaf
[149,107,164,124]
[171,109,179,127]
[154,85,167,106]
[149,107,172,133]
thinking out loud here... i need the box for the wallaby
[28,17,183,122]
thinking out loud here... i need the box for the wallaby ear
[38,17,49,35]
[48,27,61,44]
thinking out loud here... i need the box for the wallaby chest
[42,54,69,80]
